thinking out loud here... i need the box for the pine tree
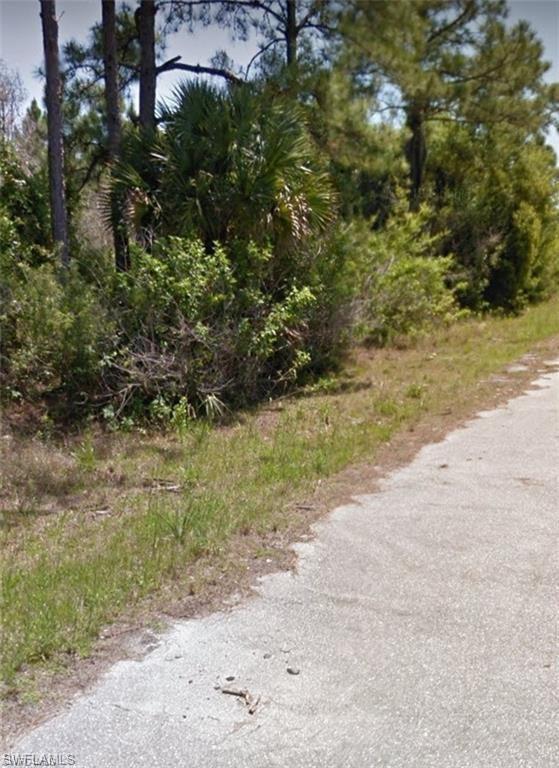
[338,0,558,210]
[39,0,69,265]
[102,0,129,270]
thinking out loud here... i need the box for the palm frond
[110,82,337,248]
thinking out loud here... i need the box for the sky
[0,0,558,154]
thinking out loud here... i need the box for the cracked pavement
[8,364,559,767]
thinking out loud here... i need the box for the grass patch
[2,296,559,693]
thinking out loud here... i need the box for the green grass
[1,296,559,693]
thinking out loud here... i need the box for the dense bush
[110,237,321,413]
[428,126,559,311]
[0,215,114,407]
[87,83,351,417]
[337,207,463,346]
[0,226,354,420]
[0,143,51,265]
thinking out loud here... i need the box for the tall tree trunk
[286,0,297,67]
[102,0,129,271]
[39,0,69,266]
[136,0,156,134]
[405,102,427,212]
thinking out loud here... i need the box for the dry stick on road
[220,687,261,715]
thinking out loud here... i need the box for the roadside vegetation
[2,298,559,699]
[1,0,558,708]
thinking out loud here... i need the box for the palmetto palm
[112,82,336,249]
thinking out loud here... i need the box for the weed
[405,383,426,400]
[73,435,97,473]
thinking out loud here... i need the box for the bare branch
[244,36,283,78]
[157,54,243,83]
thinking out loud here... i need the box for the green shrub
[1,238,114,407]
[428,125,559,310]
[493,201,559,309]
[367,252,460,345]
[106,236,327,414]
[345,207,462,345]
[0,142,51,265]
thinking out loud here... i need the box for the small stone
[263,653,272,659]
[225,675,235,682]
[286,667,300,676]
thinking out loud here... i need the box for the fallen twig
[220,687,261,715]
[149,478,182,493]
